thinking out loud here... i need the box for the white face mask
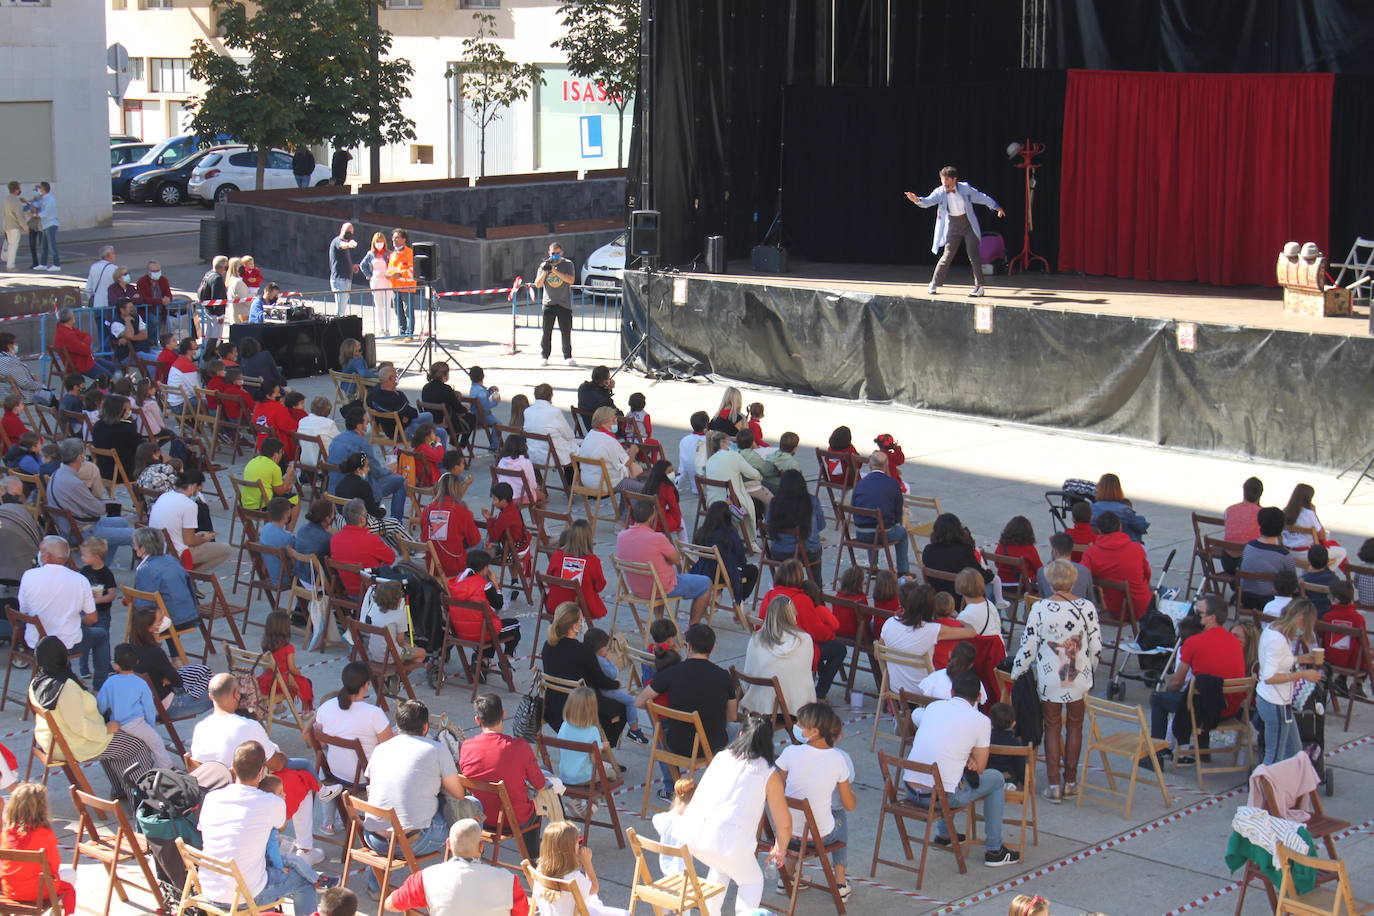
[149,271,162,281]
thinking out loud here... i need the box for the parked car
[188,148,332,206]
[127,145,228,206]
[579,232,626,288]
[110,142,154,168]
[111,132,232,200]
[109,134,140,146]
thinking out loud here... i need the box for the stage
[624,262,1374,472]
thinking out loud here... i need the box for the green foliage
[189,0,416,189]
[553,0,638,166]
[449,12,545,177]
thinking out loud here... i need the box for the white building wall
[1,0,113,229]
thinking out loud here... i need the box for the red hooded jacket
[447,572,502,642]
[757,583,838,669]
[1082,531,1152,619]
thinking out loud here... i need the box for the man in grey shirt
[1239,506,1296,610]
[46,439,135,562]
[534,242,576,365]
[1036,532,1092,599]
[362,699,464,857]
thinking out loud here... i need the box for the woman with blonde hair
[713,386,743,433]
[540,602,627,743]
[740,595,815,716]
[532,821,630,916]
[361,231,393,337]
[702,429,762,542]
[1007,895,1051,916]
[1257,597,1322,764]
[225,256,251,322]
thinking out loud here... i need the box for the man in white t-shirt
[18,536,110,687]
[148,472,232,571]
[191,674,331,864]
[903,672,1019,867]
[522,384,577,482]
[198,740,318,914]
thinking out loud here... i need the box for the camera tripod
[400,283,466,379]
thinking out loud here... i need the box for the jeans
[815,639,846,699]
[90,356,121,380]
[72,626,111,689]
[1042,699,1085,786]
[1257,696,1302,765]
[166,692,213,718]
[77,608,111,676]
[365,808,448,892]
[330,276,352,316]
[1149,690,1185,741]
[908,768,1006,851]
[856,523,910,575]
[373,472,406,518]
[817,809,848,867]
[41,226,59,267]
[255,864,318,915]
[394,290,414,336]
[666,573,712,600]
[601,688,640,729]
[294,174,311,188]
[405,412,449,448]
[90,517,134,566]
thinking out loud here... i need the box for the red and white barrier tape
[0,309,55,323]
[198,292,303,307]
[436,276,524,300]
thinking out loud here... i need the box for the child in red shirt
[410,422,445,487]
[284,390,307,424]
[1322,581,1366,688]
[0,784,74,915]
[154,333,177,382]
[995,515,1043,585]
[832,565,867,640]
[746,401,769,448]
[874,433,907,489]
[1068,500,1096,554]
[252,383,297,459]
[484,482,531,587]
[1,394,29,443]
[823,426,860,486]
[256,611,313,709]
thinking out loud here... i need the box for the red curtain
[1059,70,1333,287]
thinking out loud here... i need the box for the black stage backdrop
[781,73,1065,266]
[1048,0,1374,74]
[1331,76,1374,267]
[630,271,1374,470]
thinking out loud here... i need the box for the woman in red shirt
[542,518,608,619]
[410,421,444,486]
[0,784,73,915]
[421,472,481,577]
[822,426,861,486]
[641,459,681,534]
[994,515,1043,585]
[757,559,847,698]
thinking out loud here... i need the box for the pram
[129,762,229,908]
[1295,675,1335,796]
[1105,549,1181,700]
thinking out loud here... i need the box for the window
[385,0,422,8]
[410,144,434,165]
[460,0,499,7]
[138,0,173,7]
[149,58,190,93]
[111,0,127,9]
[268,151,293,170]
[228,152,256,168]
[128,58,145,82]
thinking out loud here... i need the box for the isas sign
[562,80,625,105]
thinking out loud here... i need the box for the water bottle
[763,856,779,883]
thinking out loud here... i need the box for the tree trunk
[479,120,488,178]
[255,148,268,191]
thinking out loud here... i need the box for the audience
[1281,482,1346,567]
[383,819,527,916]
[364,699,464,857]
[1081,511,1152,619]
[677,410,709,495]
[47,438,134,560]
[1256,599,1322,766]
[1090,473,1149,542]
[1222,476,1264,574]
[541,603,626,744]
[148,470,230,571]
[1143,595,1244,766]
[459,694,546,859]
[701,430,761,541]
[921,513,983,595]
[328,403,407,519]
[523,383,576,484]
[576,365,618,416]
[542,519,609,620]
[576,405,643,496]
[1238,506,1295,610]
[20,536,110,687]
[422,472,482,577]
[776,702,857,898]
[130,525,200,632]
[419,361,477,450]
[765,468,825,561]
[877,583,975,694]
[851,450,911,576]
[1035,532,1091,599]
[740,595,815,717]
[689,500,758,606]
[0,783,74,915]
[331,498,397,597]
[757,560,845,699]
[616,499,712,626]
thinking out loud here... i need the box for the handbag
[511,673,544,742]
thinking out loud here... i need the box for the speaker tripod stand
[400,283,466,379]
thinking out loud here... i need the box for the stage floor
[697,258,1372,337]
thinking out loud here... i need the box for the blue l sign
[580,115,603,158]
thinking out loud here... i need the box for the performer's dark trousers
[932,213,983,287]
[541,304,573,359]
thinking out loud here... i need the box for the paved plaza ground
[7,207,1374,916]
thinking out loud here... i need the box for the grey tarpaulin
[627,269,1374,470]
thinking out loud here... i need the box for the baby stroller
[1295,674,1335,795]
[1105,549,1180,700]
[130,763,229,908]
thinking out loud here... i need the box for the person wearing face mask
[359,231,392,337]
[534,242,576,366]
[0,332,53,406]
[106,267,141,313]
[248,281,281,324]
[386,228,415,340]
[328,222,359,317]
[540,602,627,744]
[109,299,150,364]
[775,702,857,900]
[136,262,173,340]
[30,182,59,272]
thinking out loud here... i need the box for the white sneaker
[540,358,549,366]
[296,846,326,866]
[927,283,938,294]
[565,357,578,367]
[30,265,43,271]
[317,783,343,803]
[970,287,985,297]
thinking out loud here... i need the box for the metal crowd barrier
[511,283,624,334]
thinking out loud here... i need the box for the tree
[188,0,415,192]
[553,0,638,168]
[449,13,544,178]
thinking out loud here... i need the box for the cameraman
[534,242,576,366]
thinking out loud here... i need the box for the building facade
[104,0,632,183]
[2,0,113,229]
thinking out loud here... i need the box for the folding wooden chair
[1199,535,1243,597]
[185,434,229,508]
[461,395,502,453]
[243,541,293,617]
[522,862,596,916]
[730,666,800,742]
[693,474,744,535]
[212,391,254,464]
[610,556,681,636]
[814,447,861,521]
[532,569,591,663]
[396,535,446,580]
[0,847,63,916]
[1186,511,1226,595]
[640,702,714,817]
[758,796,848,915]
[70,787,168,913]
[287,548,339,652]
[677,541,753,631]
[829,592,891,702]
[868,753,974,890]
[1,606,39,713]
[434,602,516,699]
[346,617,425,711]
[313,730,367,837]
[985,549,1034,640]
[626,827,727,916]
[532,505,574,547]
[570,455,617,530]
[338,793,444,911]
[26,701,98,798]
[367,407,406,448]
[1183,675,1256,788]
[189,568,250,655]
[1092,577,1140,683]
[903,494,943,547]
[984,744,1039,852]
[227,474,269,552]
[1316,619,1374,730]
[456,774,532,871]
[328,369,358,406]
[120,585,202,665]
[870,642,932,750]
[1077,694,1170,818]
[535,733,625,847]
[135,671,198,757]
[46,345,73,386]
[224,645,307,737]
[290,431,328,502]
[89,445,140,511]
[570,406,593,437]
[1275,845,1374,916]
[522,429,569,496]
[834,502,898,586]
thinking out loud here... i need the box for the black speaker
[705,235,726,273]
[413,241,435,282]
[751,244,788,273]
[630,210,660,259]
